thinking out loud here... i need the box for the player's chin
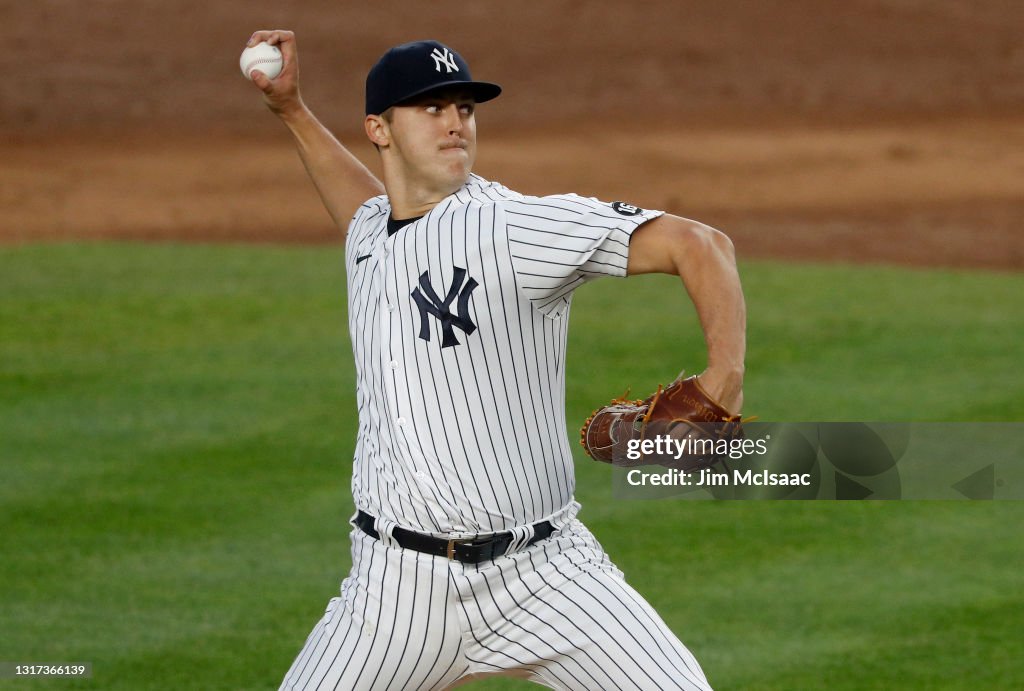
[437,159,472,186]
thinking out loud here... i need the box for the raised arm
[627,214,747,413]
[245,30,385,239]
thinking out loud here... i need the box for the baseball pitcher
[245,30,746,690]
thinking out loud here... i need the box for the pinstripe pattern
[280,529,468,690]
[280,175,713,689]
[344,175,662,537]
[280,522,711,690]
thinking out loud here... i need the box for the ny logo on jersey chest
[411,267,478,348]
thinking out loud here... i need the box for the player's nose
[442,104,463,134]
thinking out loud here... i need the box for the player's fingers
[246,30,273,47]
[263,29,295,47]
[250,69,272,91]
[275,31,298,60]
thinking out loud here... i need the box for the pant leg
[279,529,469,691]
[452,519,713,691]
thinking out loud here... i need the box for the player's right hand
[245,29,303,117]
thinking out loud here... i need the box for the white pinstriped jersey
[344,174,663,537]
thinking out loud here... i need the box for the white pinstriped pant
[279,519,712,690]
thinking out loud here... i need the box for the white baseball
[240,42,283,81]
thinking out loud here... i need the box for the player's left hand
[579,371,745,470]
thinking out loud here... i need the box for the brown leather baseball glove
[580,373,744,471]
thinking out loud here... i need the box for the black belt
[354,510,556,564]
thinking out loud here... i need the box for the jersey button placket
[377,240,403,440]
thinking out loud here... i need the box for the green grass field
[2,243,1022,690]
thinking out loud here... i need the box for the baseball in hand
[240,42,283,80]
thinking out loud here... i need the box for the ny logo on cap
[411,267,478,348]
[430,47,459,74]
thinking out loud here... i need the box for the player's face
[383,90,478,195]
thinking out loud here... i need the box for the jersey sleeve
[502,194,663,315]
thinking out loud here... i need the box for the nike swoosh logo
[355,254,373,265]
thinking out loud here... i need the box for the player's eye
[459,103,475,116]
[425,105,441,114]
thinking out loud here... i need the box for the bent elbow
[630,214,736,275]
[679,220,736,264]
[709,225,736,262]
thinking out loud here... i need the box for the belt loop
[376,517,399,548]
[506,524,535,555]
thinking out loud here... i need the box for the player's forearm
[673,222,747,405]
[278,105,385,234]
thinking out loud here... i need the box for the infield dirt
[3,1,1022,269]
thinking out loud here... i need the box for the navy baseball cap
[365,40,501,115]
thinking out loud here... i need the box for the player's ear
[365,114,389,148]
